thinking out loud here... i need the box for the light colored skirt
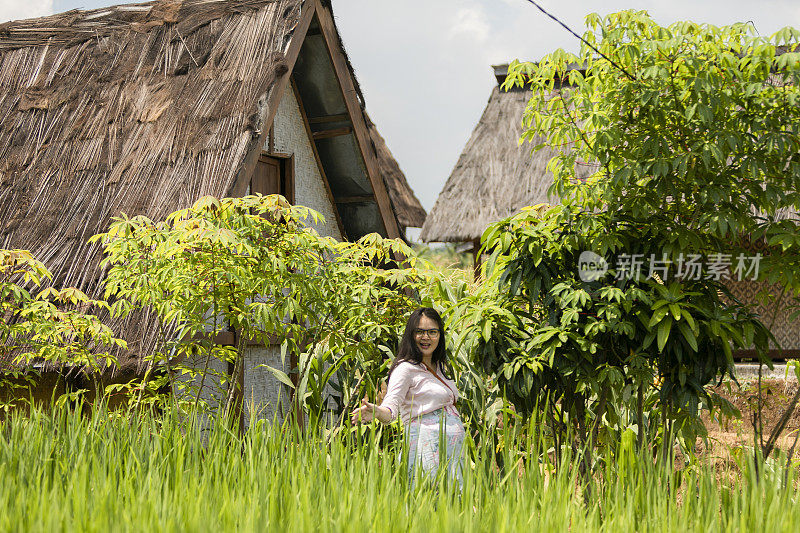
[405,405,465,489]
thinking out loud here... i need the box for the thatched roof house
[0,0,425,389]
[420,64,592,244]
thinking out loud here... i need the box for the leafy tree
[478,205,767,465]
[480,11,800,461]
[0,249,124,409]
[508,12,800,273]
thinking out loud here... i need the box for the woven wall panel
[724,278,800,350]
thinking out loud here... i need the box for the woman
[350,307,465,488]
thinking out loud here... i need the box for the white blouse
[380,361,460,424]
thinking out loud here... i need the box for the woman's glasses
[413,328,440,338]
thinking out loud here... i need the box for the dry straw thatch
[1,0,304,284]
[420,68,593,243]
[0,0,423,373]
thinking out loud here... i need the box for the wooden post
[472,238,482,281]
[227,328,245,436]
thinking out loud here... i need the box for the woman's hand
[350,396,377,424]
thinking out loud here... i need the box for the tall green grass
[0,406,799,532]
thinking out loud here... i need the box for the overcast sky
[2,0,800,215]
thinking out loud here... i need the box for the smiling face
[414,314,440,359]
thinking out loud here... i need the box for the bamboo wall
[725,278,800,357]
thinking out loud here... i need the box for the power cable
[523,0,636,81]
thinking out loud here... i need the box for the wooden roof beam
[312,126,352,140]
[308,113,350,125]
[228,1,316,198]
[334,195,375,204]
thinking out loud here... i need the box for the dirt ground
[699,378,800,460]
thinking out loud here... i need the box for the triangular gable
[232,0,403,241]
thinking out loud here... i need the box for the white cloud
[0,0,53,22]
[447,6,490,43]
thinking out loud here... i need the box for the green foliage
[481,11,800,456]
[92,194,453,429]
[505,11,800,291]
[412,243,474,274]
[0,249,124,374]
[477,205,769,455]
[1,195,500,438]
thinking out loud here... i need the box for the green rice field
[1,406,800,532]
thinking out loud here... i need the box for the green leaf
[681,311,697,334]
[657,316,673,352]
[677,321,698,352]
[482,320,493,342]
[648,306,669,328]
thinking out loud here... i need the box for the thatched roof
[420,66,593,243]
[0,0,423,373]
[0,0,304,285]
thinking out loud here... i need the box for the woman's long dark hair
[387,307,452,379]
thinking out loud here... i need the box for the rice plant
[1,403,799,533]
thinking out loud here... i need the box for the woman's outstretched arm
[350,397,393,424]
[350,362,411,424]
